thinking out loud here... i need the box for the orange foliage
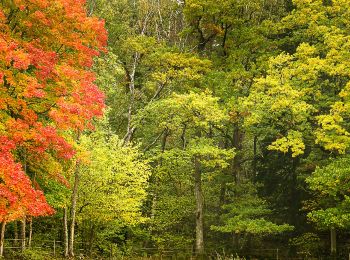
[0,0,107,222]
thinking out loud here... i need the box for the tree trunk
[28,218,32,248]
[0,221,6,257]
[14,221,18,247]
[69,169,80,257]
[218,182,226,212]
[21,216,26,252]
[331,227,336,256]
[63,207,69,257]
[123,52,140,144]
[232,232,240,250]
[289,158,300,227]
[252,136,257,177]
[88,222,95,256]
[232,124,243,184]
[147,129,168,248]
[194,156,204,256]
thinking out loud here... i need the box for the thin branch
[143,129,167,152]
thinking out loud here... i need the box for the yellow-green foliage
[136,91,229,134]
[78,131,150,225]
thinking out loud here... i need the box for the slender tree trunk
[88,222,95,256]
[123,52,139,144]
[0,221,6,257]
[28,218,32,248]
[289,158,300,227]
[14,221,18,247]
[147,130,168,248]
[232,232,240,250]
[181,124,187,150]
[194,156,204,256]
[217,181,226,233]
[232,124,243,184]
[246,234,252,251]
[161,129,168,153]
[231,124,241,255]
[63,207,68,257]
[21,216,26,252]
[253,136,257,176]
[330,227,336,256]
[230,124,243,251]
[22,151,27,252]
[69,169,80,257]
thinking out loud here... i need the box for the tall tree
[0,0,107,255]
[137,92,233,254]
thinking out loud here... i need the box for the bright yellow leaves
[244,5,350,156]
[242,68,313,157]
[149,52,211,84]
[268,130,305,157]
[316,112,350,154]
[78,132,150,225]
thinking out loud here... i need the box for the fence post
[276,248,279,260]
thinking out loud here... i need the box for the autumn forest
[0,0,350,259]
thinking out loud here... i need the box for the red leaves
[34,124,75,159]
[0,137,54,222]
[5,119,75,160]
[0,0,107,222]
[12,49,31,70]
[26,43,58,80]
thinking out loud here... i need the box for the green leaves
[307,156,350,197]
[306,156,350,229]
[212,217,293,235]
[211,182,293,235]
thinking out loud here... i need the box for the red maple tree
[0,0,107,224]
